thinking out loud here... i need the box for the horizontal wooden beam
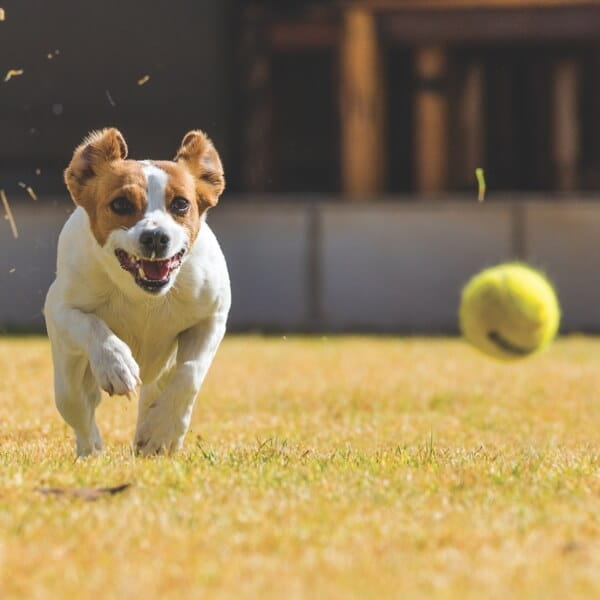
[268,21,340,50]
[354,0,597,10]
[381,6,600,42]
[267,4,598,51]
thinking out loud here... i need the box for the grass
[1,335,600,599]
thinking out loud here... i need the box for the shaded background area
[0,0,231,196]
[1,0,600,332]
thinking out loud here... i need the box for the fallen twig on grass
[36,483,132,501]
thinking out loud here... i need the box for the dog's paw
[135,436,184,457]
[134,412,186,457]
[90,335,141,397]
[76,424,103,457]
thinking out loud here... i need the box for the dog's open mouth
[115,248,186,293]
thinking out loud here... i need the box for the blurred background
[1,0,600,333]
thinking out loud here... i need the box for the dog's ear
[64,128,128,204]
[175,130,225,206]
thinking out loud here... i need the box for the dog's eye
[170,196,190,215]
[110,196,134,215]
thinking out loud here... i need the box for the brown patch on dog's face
[65,128,148,246]
[83,162,147,246]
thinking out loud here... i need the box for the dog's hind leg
[53,352,103,457]
[135,381,158,446]
[134,366,175,453]
[134,317,226,456]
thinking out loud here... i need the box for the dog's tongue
[141,259,170,281]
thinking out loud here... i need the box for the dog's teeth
[138,266,145,279]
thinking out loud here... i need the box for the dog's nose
[139,229,170,256]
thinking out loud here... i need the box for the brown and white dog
[44,128,230,456]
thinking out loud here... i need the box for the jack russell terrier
[44,128,230,456]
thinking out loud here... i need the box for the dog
[44,128,230,456]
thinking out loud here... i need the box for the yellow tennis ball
[459,263,560,360]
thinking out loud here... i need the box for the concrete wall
[319,204,513,332]
[0,200,69,330]
[2,196,600,333]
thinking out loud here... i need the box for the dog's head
[64,128,224,295]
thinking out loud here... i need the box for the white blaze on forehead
[141,162,168,214]
[133,161,188,258]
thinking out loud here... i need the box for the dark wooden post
[458,60,484,186]
[240,4,272,193]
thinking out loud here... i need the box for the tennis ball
[459,263,560,360]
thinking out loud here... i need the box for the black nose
[139,229,170,256]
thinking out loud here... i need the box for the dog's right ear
[64,128,128,204]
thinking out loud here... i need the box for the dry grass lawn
[1,335,599,599]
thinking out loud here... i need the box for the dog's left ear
[175,130,225,206]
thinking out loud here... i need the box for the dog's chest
[94,295,195,380]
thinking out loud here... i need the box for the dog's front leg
[45,289,141,455]
[134,316,227,456]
